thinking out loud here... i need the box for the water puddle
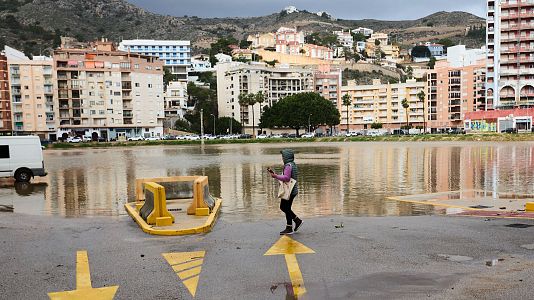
[437,254,473,262]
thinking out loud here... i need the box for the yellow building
[8,57,57,139]
[341,79,425,130]
[247,33,276,49]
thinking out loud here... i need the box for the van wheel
[14,169,32,183]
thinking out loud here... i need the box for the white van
[0,136,47,182]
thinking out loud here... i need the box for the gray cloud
[126,0,486,20]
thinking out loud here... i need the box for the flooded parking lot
[1,142,534,222]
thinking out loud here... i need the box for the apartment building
[487,0,534,108]
[427,59,486,132]
[164,81,189,119]
[314,65,342,108]
[8,57,56,139]
[333,30,354,49]
[53,44,165,141]
[352,27,374,37]
[118,40,191,81]
[302,44,334,60]
[216,62,314,134]
[341,79,426,130]
[0,52,12,134]
[247,33,276,49]
[275,27,305,55]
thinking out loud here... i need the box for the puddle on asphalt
[505,223,534,228]
[437,254,473,262]
[2,143,534,221]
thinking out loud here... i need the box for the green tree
[174,118,191,132]
[411,45,431,59]
[437,38,455,49]
[163,68,175,87]
[402,98,410,129]
[185,82,217,133]
[351,32,366,42]
[417,90,426,132]
[260,93,340,135]
[342,94,352,133]
[217,117,242,135]
[427,57,437,69]
[371,122,383,129]
[406,66,414,79]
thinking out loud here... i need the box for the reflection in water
[1,142,533,221]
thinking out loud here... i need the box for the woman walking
[268,149,303,235]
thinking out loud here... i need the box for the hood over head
[281,149,294,164]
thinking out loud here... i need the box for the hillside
[0,0,486,56]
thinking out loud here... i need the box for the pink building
[302,44,334,60]
[426,59,486,132]
[275,27,305,55]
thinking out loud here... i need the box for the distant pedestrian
[267,149,303,235]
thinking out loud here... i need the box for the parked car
[202,135,217,140]
[501,128,518,134]
[271,134,283,139]
[0,136,47,182]
[239,134,252,139]
[67,137,82,143]
[82,136,92,142]
[187,135,200,141]
[128,136,145,141]
[447,128,466,134]
[145,136,161,141]
[345,131,360,137]
[301,133,315,138]
[257,134,269,139]
[287,134,300,139]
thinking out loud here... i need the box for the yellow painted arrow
[264,236,315,297]
[48,251,119,300]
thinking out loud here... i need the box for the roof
[465,108,534,120]
[119,40,190,46]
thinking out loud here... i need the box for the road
[1,213,533,299]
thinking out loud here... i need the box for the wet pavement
[1,142,534,221]
[0,213,533,299]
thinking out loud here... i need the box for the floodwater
[1,142,534,222]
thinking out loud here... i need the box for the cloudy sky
[126,0,486,20]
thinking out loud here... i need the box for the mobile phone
[267,167,274,173]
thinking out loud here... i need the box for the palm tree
[238,93,250,134]
[252,92,265,137]
[402,98,410,129]
[342,94,352,133]
[417,90,426,133]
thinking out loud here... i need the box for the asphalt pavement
[1,213,533,299]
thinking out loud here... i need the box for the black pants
[280,194,297,226]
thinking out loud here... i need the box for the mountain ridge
[0,0,486,56]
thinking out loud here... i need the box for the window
[148,84,152,88]
[0,145,9,159]
[135,83,140,87]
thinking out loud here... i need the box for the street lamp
[211,114,216,135]
[308,113,312,133]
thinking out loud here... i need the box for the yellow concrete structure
[125,176,222,236]
[141,182,175,226]
[526,202,534,212]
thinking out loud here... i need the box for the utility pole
[211,114,216,135]
[200,109,204,142]
[229,117,233,135]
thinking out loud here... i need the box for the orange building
[426,59,486,132]
[0,52,12,134]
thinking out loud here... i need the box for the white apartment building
[164,81,189,120]
[8,56,57,139]
[333,30,354,49]
[216,62,314,134]
[118,40,191,81]
[214,53,232,64]
[53,46,165,140]
[486,0,534,109]
[341,79,425,131]
[352,27,374,37]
